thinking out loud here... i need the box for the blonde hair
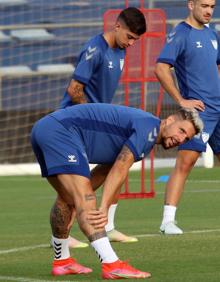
[175,107,204,134]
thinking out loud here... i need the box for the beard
[161,139,169,150]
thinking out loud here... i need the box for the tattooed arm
[100,145,134,212]
[66,79,88,104]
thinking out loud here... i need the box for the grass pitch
[0,167,220,282]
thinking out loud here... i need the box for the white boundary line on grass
[0,229,220,282]
[156,188,220,195]
[1,228,220,256]
[134,228,220,238]
[0,244,49,255]
[0,276,77,282]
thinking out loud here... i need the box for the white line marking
[1,229,220,256]
[186,180,220,183]
[156,188,220,195]
[1,230,220,281]
[36,188,220,201]
[0,276,77,282]
[134,228,220,238]
[0,244,49,255]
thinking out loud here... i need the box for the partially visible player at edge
[155,0,220,235]
[31,103,203,279]
[58,7,147,247]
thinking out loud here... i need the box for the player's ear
[188,0,194,11]
[115,22,120,31]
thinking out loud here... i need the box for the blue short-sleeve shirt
[157,22,220,114]
[60,34,125,108]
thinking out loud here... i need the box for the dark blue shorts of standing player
[31,115,90,178]
[179,112,220,154]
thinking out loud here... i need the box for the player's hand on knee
[87,209,108,229]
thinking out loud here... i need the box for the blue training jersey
[157,22,220,114]
[60,34,125,108]
[50,103,160,164]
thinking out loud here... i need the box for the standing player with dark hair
[31,103,202,278]
[58,7,147,248]
[155,0,220,234]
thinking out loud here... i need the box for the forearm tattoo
[71,84,87,104]
[50,202,72,238]
[117,146,131,162]
[88,230,107,242]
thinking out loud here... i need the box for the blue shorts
[31,115,90,178]
[179,112,220,154]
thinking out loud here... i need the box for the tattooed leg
[47,174,119,263]
[47,174,107,240]
[88,230,107,242]
[50,197,73,238]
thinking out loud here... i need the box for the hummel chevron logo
[148,127,158,142]
[88,46,96,53]
[68,155,77,163]
[55,250,61,256]
[95,250,103,262]
[167,37,174,43]
[211,39,218,50]
[148,132,154,142]
[85,46,96,60]
[54,242,62,259]
[54,242,61,247]
[120,58,124,70]
[169,31,176,37]
[167,31,176,44]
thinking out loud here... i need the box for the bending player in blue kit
[31,103,202,279]
[155,0,220,235]
[59,7,147,247]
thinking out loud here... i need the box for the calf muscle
[50,200,73,238]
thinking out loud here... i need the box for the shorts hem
[178,144,205,153]
[42,166,90,179]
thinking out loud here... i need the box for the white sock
[105,204,118,232]
[161,205,177,225]
[91,237,118,263]
[52,236,70,260]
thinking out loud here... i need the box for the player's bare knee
[178,160,195,172]
[176,153,198,173]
